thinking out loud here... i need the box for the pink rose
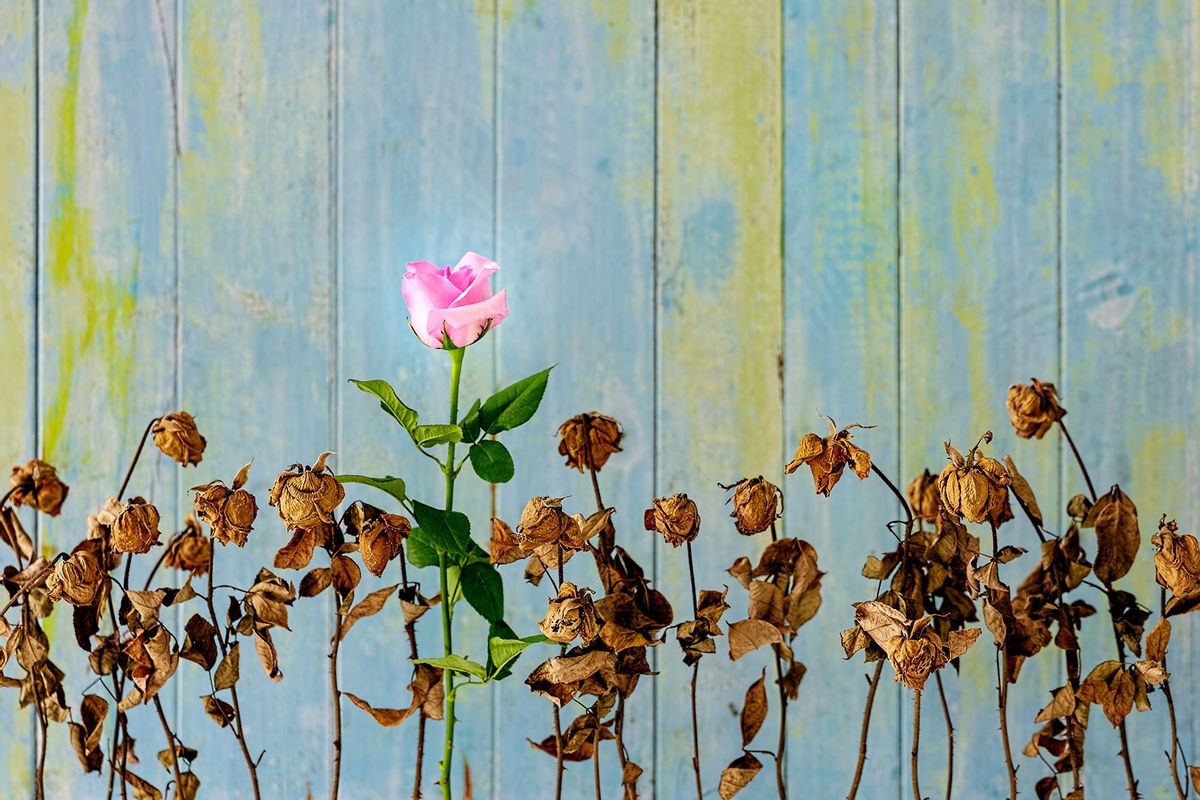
[402,252,508,348]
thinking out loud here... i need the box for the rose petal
[429,289,508,347]
[403,266,463,348]
[449,252,499,306]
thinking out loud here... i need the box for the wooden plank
[0,0,37,794]
[177,1,333,796]
[337,2,496,797]
[38,0,180,795]
[1063,2,1200,795]
[655,1,783,795]
[783,1,902,796]
[900,1,1061,796]
[493,0,656,796]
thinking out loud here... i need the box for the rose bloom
[402,252,508,348]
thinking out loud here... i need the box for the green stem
[439,345,465,800]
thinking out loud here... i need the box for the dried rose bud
[937,435,1011,525]
[9,459,69,516]
[557,412,623,473]
[111,498,162,554]
[644,493,700,548]
[1006,379,1066,440]
[164,519,212,575]
[784,417,872,496]
[358,512,410,577]
[517,496,576,552]
[1066,493,1092,522]
[906,469,940,522]
[152,411,207,466]
[193,463,259,547]
[721,476,780,535]
[1153,516,1200,603]
[538,581,598,645]
[45,550,106,607]
[889,634,947,690]
[268,452,344,532]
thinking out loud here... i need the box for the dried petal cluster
[9,459,69,517]
[269,453,344,531]
[112,498,162,555]
[538,581,598,645]
[644,493,700,548]
[846,601,980,690]
[1006,378,1066,440]
[721,477,781,536]
[193,463,259,547]
[937,435,1011,525]
[906,469,940,523]
[164,518,212,575]
[556,412,623,473]
[1153,515,1200,616]
[784,417,871,496]
[349,503,410,578]
[152,411,207,466]
[518,496,577,551]
[45,550,106,607]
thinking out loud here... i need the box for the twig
[934,671,953,800]
[987,522,1017,799]
[330,598,344,800]
[554,545,566,800]
[12,543,49,800]
[399,548,425,800]
[1057,420,1097,502]
[911,689,922,800]
[847,660,885,800]
[154,695,185,795]
[0,554,65,618]
[686,540,702,800]
[1103,593,1137,796]
[768,521,789,800]
[592,706,603,800]
[116,417,159,501]
[1161,591,1187,799]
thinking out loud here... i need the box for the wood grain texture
[1064,2,1199,796]
[494,0,656,795]
[783,1,902,796]
[338,1,496,797]
[0,0,36,793]
[38,0,180,795]
[178,1,334,796]
[900,1,1062,796]
[656,1,784,796]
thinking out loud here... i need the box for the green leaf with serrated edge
[405,528,439,568]
[488,633,548,680]
[461,562,504,623]
[468,440,515,484]
[412,655,487,682]
[411,424,463,447]
[349,379,418,432]
[411,501,472,556]
[477,367,553,434]
[335,475,407,506]
[459,399,482,443]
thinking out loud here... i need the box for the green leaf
[405,529,439,568]
[478,367,553,434]
[488,633,548,680]
[460,562,504,623]
[446,565,464,606]
[411,424,463,447]
[468,440,515,484]
[410,501,473,556]
[412,655,487,682]
[459,399,482,443]
[335,475,407,506]
[349,379,419,432]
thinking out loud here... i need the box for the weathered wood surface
[1,1,1196,797]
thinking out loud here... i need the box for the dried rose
[192,463,259,547]
[518,496,577,552]
[9,459,69,516]
[937,434,1011,525]
[268,452,343,531]
[1006,379,1066,440]
[557,413,623,473]
[644,493,700,548]
[45,550,106,607]
[906,469,940,522]
[721,477,781,535]
[152,411,207,466]
[112,498,161,554]
[784,417,872,496]
[890,634,947,691]
[1153,516,1200,610]
[538,581,599,645]
[164,518,212,575]
[358,512,410,577]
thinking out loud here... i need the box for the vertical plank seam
[650,0,661,793]
[32,0,42,794]
[1056,0,1066,543]
[893,1,905,797]
[491,1,502,793]
[327,0,342,791]
[775,0,788,792]
[1186,0,1198,755]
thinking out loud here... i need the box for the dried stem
[911,689,922,800]
[989,521,1017,800]
[1161,591,1187,800]
[847,660,885,800]
[399,548,425,800]
[153,695,185,796]
[12,542,49,800]
[554,545,566,800]
[116,416,159,501]
[1099,580,1138,799]
[686,540,702,800]
[769,521,788,800]
[0,553,64,618]
[1057,419,1097,502]
[592,706,603,800]
[869,463,915,529]
[934,671,953,800]
[330,600,344,800]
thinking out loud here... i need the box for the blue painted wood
[494,1,656,796]
[783,1,903,796]
[338,2,497,797]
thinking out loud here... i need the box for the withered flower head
[192,462,259,547]
[721,476,781,536]
[538,581,599,645]
[937,433,1011,525]
[164,516,212,575]
[9,459,69,517]
[643,493,700,548]
[86,497,125,571]
[1005,378,1066,440]
[1152,515,1200,611]
[112,498,162,554]
[357,510,410,578]
[906,469,940,522]
[152,411,207,466]
[518,496,577,552]
[849,602,980,690]
[45,550,106,607]
[1066,494,1093,522]
[784,416,872,496]
[890,634,947,691]
[557,412,623,473]
[268,452,343,532]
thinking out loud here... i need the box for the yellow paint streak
[1141,6,1192,202]
[0,79,33,456]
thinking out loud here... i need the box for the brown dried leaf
[253,630,282,682]
[330,554,362,597]
[1084,485,1139,584]
[201,694,235,728]
[1004,455,1043,527]
[300,567,331,598]
[339,584,399,641]
[946,628,982,661]
[1035,685,1077,723]
[68,693,108,773]
[179,614,218,671]
[1146,617,1171,664]
[344,691,418,727]
[727,619,782,662]
[214,643,240,691]
[274,528,317,571]
[740,670,768,747]
[852,601,907,654]
[718,752,763,799]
